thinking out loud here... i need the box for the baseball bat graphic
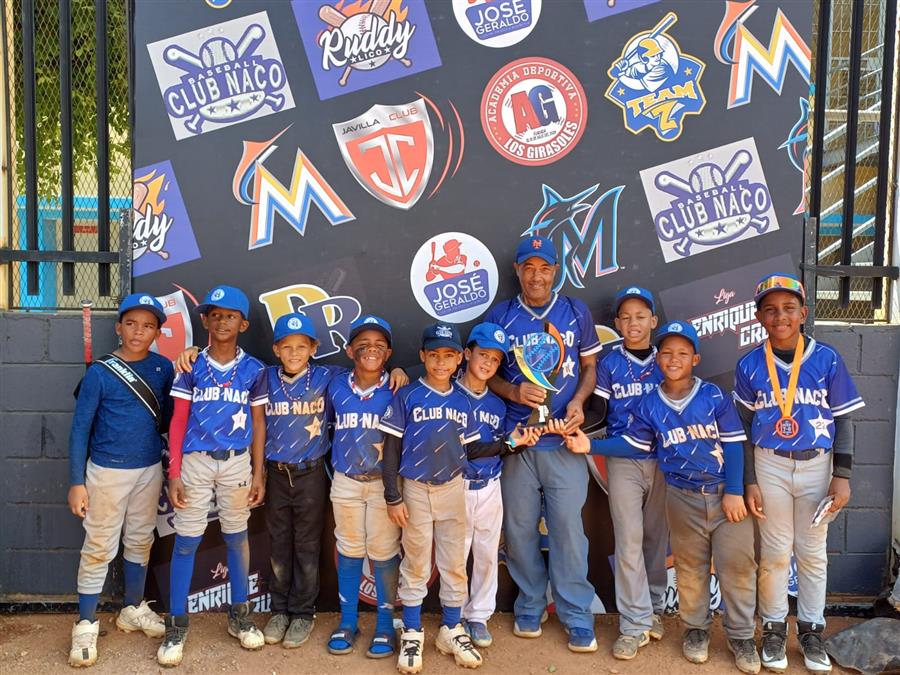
[81,299,94,369]
[723,150,752,183]
[319,5,347,28]
[234,25,265,60]
[163,45,204,70]
[621,11,678,63]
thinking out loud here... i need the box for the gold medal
[764,338,804,440]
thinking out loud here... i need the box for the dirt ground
[0,612,860,674]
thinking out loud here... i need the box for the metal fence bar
[871,0,897,310]
[21,0,38,296]
[95,0,111,296]
[59,0,74,295]
[838,0,865,307]
[809,0,831,224]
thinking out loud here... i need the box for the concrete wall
[0,313,896,601]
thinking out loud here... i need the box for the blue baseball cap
[466,322,509,353]
[196,285,250,319]
[348,315,392,345]
[422,322,463,352]
[516,235,557,265]
[615,286,656,315]
[655,320,700,353]
[117,293,166,325]
[273,312,317,343]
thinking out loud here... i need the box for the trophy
[513,322,565,428]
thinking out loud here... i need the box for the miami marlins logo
[233,126,355,250]
[714,0,810,109]
[779,97,809,215]
[605,12,705,141]
[523,183,623,292]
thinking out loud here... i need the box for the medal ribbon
[764,337,804,424]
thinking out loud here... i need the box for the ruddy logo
[481,57,587,166]
[639,137,779,262]
[292,0,441,100]
[132,161,200,277]
[232,126,355,251]
[452,0,542,48]
[410,232,498,323]
[714,0,810,109]
[146,12,294,140]
[605,12,705,142]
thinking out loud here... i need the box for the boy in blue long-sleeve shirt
[564,322,760,675]
[67,293,174,667]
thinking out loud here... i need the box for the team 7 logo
[232,126,355,251]
[639,137,780,263]
[714,0,810,109]
[523,184,623,292]
[147,12,294,140]
[605,12,705,142]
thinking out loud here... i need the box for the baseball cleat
[797,622,831,673]
[612,631,649,660]
[436,623,483,669]
[227,602,264,650]
[397,628,424,674]
[682,628,710,664]
[157,615,189,667]
[464,620,493,648]
[728,637,762,674]
[760,621,788,672]
[650,613,665,640]
[116,600,165,638]
[68,619,99,668]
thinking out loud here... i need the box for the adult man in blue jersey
[484,235,602,652]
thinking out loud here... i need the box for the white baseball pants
[463,477,503,623]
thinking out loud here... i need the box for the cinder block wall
[0,314,896,600]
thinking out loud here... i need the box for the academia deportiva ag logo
[481,57,587,166]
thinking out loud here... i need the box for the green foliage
[11,0,129,199]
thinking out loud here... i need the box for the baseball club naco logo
[605,12,705,142]
[258,284,362,359]
[232,126,355,251]
[452,0,542,48]
[524,183,623,293]
[146,12,294,140]
[292,0,441,100]
[132,162,201,277]
[334,95,464,210]
[481,57,587,166]
[639,137,780,263]
[410,232,498,323]
[714,0,810,109]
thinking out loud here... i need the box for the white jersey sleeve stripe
[831,398,865,417]
[623,435,651,452]
[171,389,192,401]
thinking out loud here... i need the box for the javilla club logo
[233,126,355,251]
[605,12,705,142]
[333,95,464,210]
[481,57,587,166]
[639,137,779,263]
[146,12,294,140]
[292,0,441,100]
[410,232,498,323]
[132,161,200,277]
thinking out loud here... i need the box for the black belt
[205,447,247,461]
[267,457,324,474]
[676,482,724,495]
[773,448,828,461]
[346,472,382,482]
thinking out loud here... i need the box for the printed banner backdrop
[134,0,812,613]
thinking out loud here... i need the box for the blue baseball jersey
[484,294,601,450]
[733,338,865,451]
[378,379,480,484]
[595,345,664,458]
[456,381,507,481]
[623,379,747,491]
[264,364,346,464]
[171,348,268,452]
[328,371,393,476]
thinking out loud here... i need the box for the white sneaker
[436,624,483,669]
[68,620,99,667]
[227,603,265,650]
[397,628,424,674]
[157,615,189,667]
[116,600,165,638]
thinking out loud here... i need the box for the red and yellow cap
[754,273,805,307]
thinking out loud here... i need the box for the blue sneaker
[465,621,492,648]
[513,611,547,639]
[566,626,598,653]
